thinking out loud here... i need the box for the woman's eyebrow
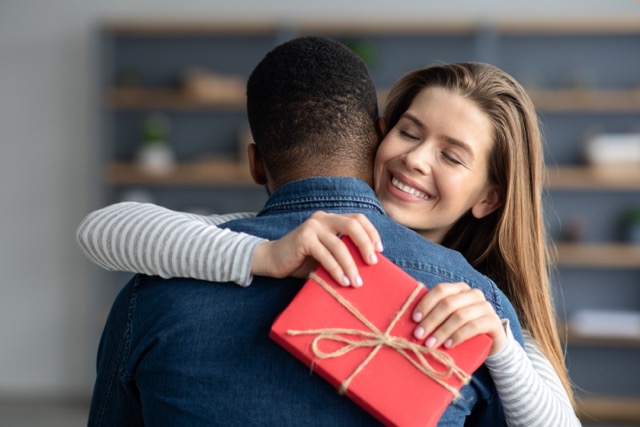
[444,136,475,160]
[400,112,425,129]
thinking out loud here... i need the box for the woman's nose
[404,144,432,175]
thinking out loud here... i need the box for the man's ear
[248,143,267,186]
[471,186,501,219]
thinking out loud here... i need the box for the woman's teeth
[391,177,429,199]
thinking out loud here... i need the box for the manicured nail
[412,311,423,322]
[414,326,426,339]
[375,241,384,252]
[425,336,437,347]
[444,339,453,348]
[342,275,350,286]
[369,253,378,264]
[353,275,363,287]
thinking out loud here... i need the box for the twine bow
[287,272,471,397]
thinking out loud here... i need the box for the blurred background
[1,1,639,426]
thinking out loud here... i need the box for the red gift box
[270,237,492,427]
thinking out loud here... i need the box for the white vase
[137,144,175,175]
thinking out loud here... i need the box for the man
[88,36,522,426]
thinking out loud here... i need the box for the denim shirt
[88,177,523,427]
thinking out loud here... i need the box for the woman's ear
[248,143,267,186]
[378,117,388,137]
[471,186,502,219]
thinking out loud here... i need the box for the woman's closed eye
[441,151,465,166]
[399,129,420,141]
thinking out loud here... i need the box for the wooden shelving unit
[99,21,640,424]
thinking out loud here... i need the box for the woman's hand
[411,282,507,355]
[251,211,383,287]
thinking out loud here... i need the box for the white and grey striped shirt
[77,201,580,427]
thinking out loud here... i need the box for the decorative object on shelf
[182,67,246,104]
[136,113,175,175]
[559,216,587,242]
[119,188,155,204]
[341,38,379,69]
[566,67,597,93]
[116,67,141,89]
[621,207,640,244]
[569,309,640,339]
[584,131,640,166]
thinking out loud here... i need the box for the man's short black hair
[246,36,379,184]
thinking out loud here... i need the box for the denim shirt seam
[118,275,141,382]
[258,197,386,217]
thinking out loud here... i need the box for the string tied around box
[287,272,471,397]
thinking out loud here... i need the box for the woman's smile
[389,173,433,201]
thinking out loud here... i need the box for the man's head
[246,36,380,190]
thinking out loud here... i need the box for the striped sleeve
[484,329,581,427]
[76,201,264,287]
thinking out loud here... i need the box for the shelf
[555,243,640,269]
[106,161,256,186]
[529,89,640,112]
[103,18,640,37]
[107,88,246,110]
[109,88,393,111]
[103,19,282,36]
[496,18,640,34]
[108,88,640,114]
[545,166,640,191]
[567,331,640,347]
[577,396,640,424]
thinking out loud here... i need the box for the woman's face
[374,86,500,243]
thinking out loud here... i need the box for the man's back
[88,177,522,427]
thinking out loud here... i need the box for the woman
[78,63,579,426]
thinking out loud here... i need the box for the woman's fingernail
[369,253,378,264]
[425,336,437,347]
[353,275,363,287]
[412,311,423,322]
[414,326,426,339]
[444,339,453,348]
[376,241,384,252]
[342,275,350,286]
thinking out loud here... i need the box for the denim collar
[257,177,387,217]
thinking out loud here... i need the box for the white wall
[0,0,638,399]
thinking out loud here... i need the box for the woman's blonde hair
[383,62,574,406]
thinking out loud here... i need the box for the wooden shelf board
[577,396,640,424]
[554,243,640,268]
[496,18,640,34]
[103,19,281,36]
[530,89,640,112]
[297,20,477,35]
[102,18,640,37]
[107,161,256,186]
[107,88,246,110]
[107,87,640,114]
[546,166,640,191]
[567,333,640,347]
